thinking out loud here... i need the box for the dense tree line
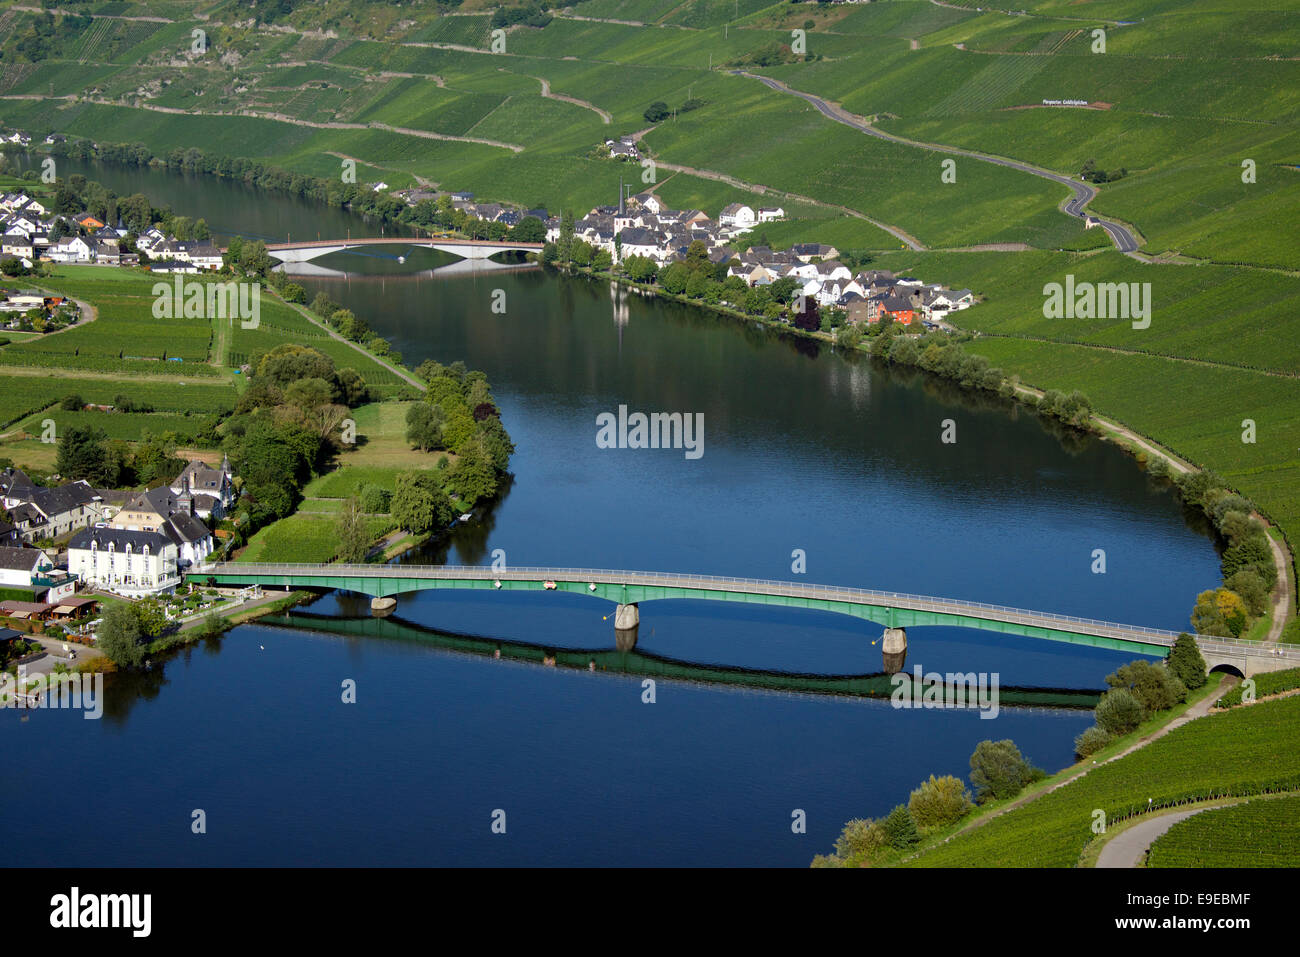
[220,344,369,539]
[389,360,515,535]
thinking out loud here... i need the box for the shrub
[1095,688,1144,736]
[358,483,391,514]
[970,739,1039,803]
[908,774,973,828]
[833,817,888,865]
[1074,725,1113,759]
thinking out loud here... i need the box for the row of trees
[54,424,210,489]
[1074,638,1207,758]
[814,739,1044,867]
[1168,471,1279,638]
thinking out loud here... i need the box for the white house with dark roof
[718,203,756,231]
[111,482,216,567]
[68,527,180,597]
[170,456,235,519]
[0,546,57,588]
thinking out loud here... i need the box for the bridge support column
[615,624,638,653]
[881,627,907,674]
[371,597,396,616]
[614,603,639,651]
[615,603,639,630]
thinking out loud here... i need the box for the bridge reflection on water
[260,610,1104,711]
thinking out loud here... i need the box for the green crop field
[908,695,1300,867]
[8,407,220,442]
[0,372,237,427]
[1146,793,1300,868]
[238,512,395,563]
[1216,667,1300,708]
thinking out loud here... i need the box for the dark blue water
[0,166,1218,866]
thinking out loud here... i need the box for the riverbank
[572,261,1295,639]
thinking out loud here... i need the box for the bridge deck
[195,563,1297,661]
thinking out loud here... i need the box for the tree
[449,442,498,505]
[405,402,445,452]
[557,210,574,263]
[55,425,111,484]
[95,603,145,668]
[1095,688,1144,736]
[908,774,973,828]
[336,496,370,563]
[643,101,671,123]
[969,739,1039,803]
[791,295,820,332]
[513,215,545,243]
[1166,633,1208,690]
[255,343,335,389]
[881,804,920,848]
[391,471,454,535]
[1191,588,1232,637]
[1104,660,1187,714]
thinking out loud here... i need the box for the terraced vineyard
[1146,794,1300,868]
[909,696,1300,868]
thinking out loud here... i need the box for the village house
[111,482,216,568]
[47,235,93,264]
[171,456,235,519]
[718,203,757,232]
[1,477,109,543]
[67,527,181,597]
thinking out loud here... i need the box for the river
[0,157,1220,866]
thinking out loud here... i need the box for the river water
[0,157,1218,866]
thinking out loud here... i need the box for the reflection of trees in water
[396,472,514,567]
[101,665,169,725]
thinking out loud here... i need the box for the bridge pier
[615,624,638,652]
[371,596,396,616]
[615,603,639,630]
[614,603,639,651]
[881,627,907,674]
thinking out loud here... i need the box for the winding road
[1096,805,1227,868]
[733,72,1141,254]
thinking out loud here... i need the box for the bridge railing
[187,562,1264,646]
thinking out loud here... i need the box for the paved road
[1096,805,1227,868]
[195,562,1300,660]
[733,72,1141,254]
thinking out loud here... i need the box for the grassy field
[906,694,1300,867]
[239,513,394,563]
[1146,793,1300,868]
[300,400,451,499]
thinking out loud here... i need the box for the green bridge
[195,563,1300,676]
